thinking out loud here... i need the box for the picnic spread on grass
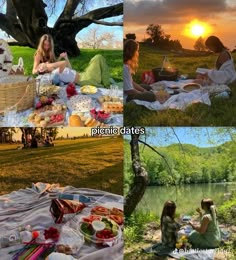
[132,79,231,111]
[0,75,123,127]
[0,183,124,260]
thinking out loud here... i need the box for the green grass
[124,44,236,126]
[10,46,123,82]
[0,136,123,195]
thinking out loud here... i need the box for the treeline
[126,24,182,51]
[124,141,236,188]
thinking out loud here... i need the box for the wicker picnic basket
[0,75,36,114]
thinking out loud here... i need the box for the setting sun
[191,24,205,37]
[183,19,212,39]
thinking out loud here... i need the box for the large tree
[0,0,123,56]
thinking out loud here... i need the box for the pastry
[69,115,83,127]
[91,206,111,216]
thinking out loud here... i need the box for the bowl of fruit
[90,109,110,123]
[78,215,121,247]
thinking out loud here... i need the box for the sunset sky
[124,0,236,50]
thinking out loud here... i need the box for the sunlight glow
[183,20,212,39]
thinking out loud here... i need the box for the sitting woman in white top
[33,34,111,87]
[124,39,170,103]
[195,36,236,85]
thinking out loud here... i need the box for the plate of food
[79,215,122,247]
[67,95,93,112]
[182,83,201,92]
[80,85,97,94]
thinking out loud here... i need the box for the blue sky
[0,1,123,44]
[124,127,235,147]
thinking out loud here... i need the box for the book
[196,68,210,74]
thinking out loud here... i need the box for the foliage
[125,211,159,246]
[124,140,236,189]
[218,192,236,225]
[124,44,236,126]
[194,37,206,51]
[144,24,182,51]
[126,33,136,40]
[10,46,123,82]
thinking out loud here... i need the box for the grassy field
[10,46,123,82]
[124,44,236,126]
[0,137,123,195]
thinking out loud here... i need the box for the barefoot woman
[33,34,111,87]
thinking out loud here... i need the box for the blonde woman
[188,198,221,249]
[33,34,111,87]
[124,39,169,103]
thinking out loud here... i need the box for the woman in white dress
[195,36,236,85]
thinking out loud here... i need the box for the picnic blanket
[0,183,124,260]
[0,86,123,127]
[131,80,231,111]
[144,243,215,260]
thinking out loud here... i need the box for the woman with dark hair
[124,39,170,103]
[188,198,221,249]
[196,36,236,85]
[160,200,180,248]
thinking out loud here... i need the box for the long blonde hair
[35,34,56,62]
[124,39,139,74]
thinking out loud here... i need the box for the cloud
[124,0,233,25]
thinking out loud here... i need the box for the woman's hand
[196,208,202,215]
[60,52,68,59]
[38,63,47,73]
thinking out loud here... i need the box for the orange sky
[124,0,236,50]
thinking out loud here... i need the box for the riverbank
[125,212,236,259]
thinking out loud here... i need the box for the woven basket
[0,75,36,114]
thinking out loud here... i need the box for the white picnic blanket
[0,86,123,127]
[131,80,231,111]
[0,183,124,260]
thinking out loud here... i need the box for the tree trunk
[124,134,149,217]
[0,1,123,56]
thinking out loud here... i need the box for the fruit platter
[28,95,67,127]
[79,215,121,247]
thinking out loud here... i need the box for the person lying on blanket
[124,39,170,103]
[32,34,111,86]
[188,198,221,249]
[161,200,181,248]
[194,36,236,85]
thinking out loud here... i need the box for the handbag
[141,70,155,84]
[50,199,86,224]
[9,57,24,75]
[152,56,178,81]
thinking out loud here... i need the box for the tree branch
[0,13,28,43]
[138,139,173,175]
[54,3,123,33]
[6,0,17,21]
[59,0,82,20]
[91,19,123,26]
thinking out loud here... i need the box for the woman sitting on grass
[33,34,111,87]
[195,36,236,85]
[188,198,221,249]
[124,39,170,103]
[160,200,180,248]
